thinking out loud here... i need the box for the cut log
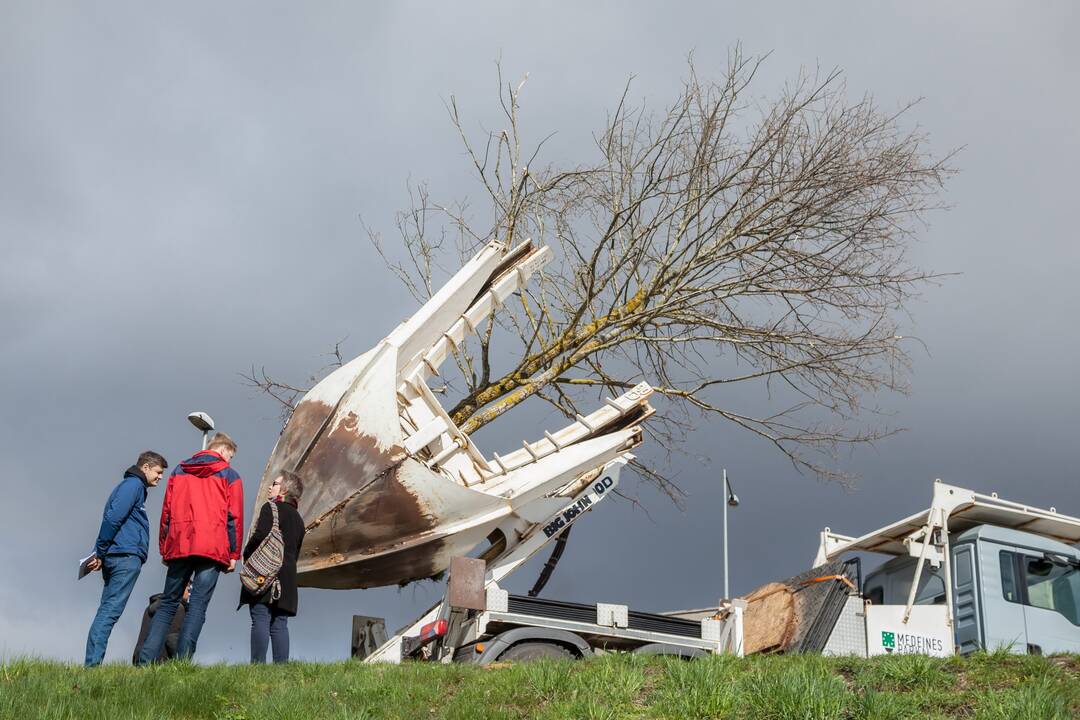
[741,582,796,654]
[737,560,858,655]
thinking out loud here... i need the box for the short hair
[137,450,168,470]
[278,470,304,499]
[207,432,237,453]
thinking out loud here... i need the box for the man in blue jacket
[84,450,167,666]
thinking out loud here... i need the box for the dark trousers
[85,554,142,666]
[136,557,221,664]
[249,603,290,663]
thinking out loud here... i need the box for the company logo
[880,628,943,654]
[541,476,614,537]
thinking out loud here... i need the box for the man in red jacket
[136,432,244,664]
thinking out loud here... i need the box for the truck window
[1022,556,1080,626]
[915,574,946,605]
[955,547,973,586]
[1000,551,1019,603]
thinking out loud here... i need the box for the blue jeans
[136,557,221,664]
[85,554,143,666]
[249,603,290,663]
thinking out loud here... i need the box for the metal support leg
[903,519,936,624]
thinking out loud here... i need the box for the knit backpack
[240,502,285,600]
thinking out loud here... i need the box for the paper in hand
[78,554,96,580]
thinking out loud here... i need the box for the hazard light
[420,619,449,641]
[401,619,450,658]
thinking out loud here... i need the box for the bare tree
[243,339,347,423]
[250,50,953,495]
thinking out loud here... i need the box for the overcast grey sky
[2,2,1078,663]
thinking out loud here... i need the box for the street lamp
[187,411,215,450]
[723,468,739,599]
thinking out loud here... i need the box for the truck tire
[633,643,704,659]
[499,641,576,662]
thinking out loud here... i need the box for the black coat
[132,594,187,664]
[239,500,306,616]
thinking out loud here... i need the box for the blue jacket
[94,466,150,563]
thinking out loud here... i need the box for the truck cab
[815,481,1080,658]
[864,524,1080,655]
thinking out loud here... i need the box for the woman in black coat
[239,470,306,663]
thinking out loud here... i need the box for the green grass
[2,653,1078,719]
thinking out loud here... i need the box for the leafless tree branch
[252,50,955,493]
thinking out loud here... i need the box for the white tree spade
[248,52,953,498]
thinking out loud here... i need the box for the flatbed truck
[354,479,1080,663]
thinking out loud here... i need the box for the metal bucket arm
[252,238,655,590]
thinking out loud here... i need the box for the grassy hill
[3,652,1078,719]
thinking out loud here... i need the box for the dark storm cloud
[1,1,1077,662]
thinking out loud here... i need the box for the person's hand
[225,559,237,573]
[86,556,102,572]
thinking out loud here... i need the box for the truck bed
[506,594,703,639]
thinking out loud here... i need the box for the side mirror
[1044,552,1079,569]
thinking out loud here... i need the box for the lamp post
[723,468,740,600]
[187,411,215,450]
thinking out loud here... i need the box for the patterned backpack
[240,502,285,600]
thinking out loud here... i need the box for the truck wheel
[499,642,576,662]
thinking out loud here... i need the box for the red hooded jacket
[159,450,244,566]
